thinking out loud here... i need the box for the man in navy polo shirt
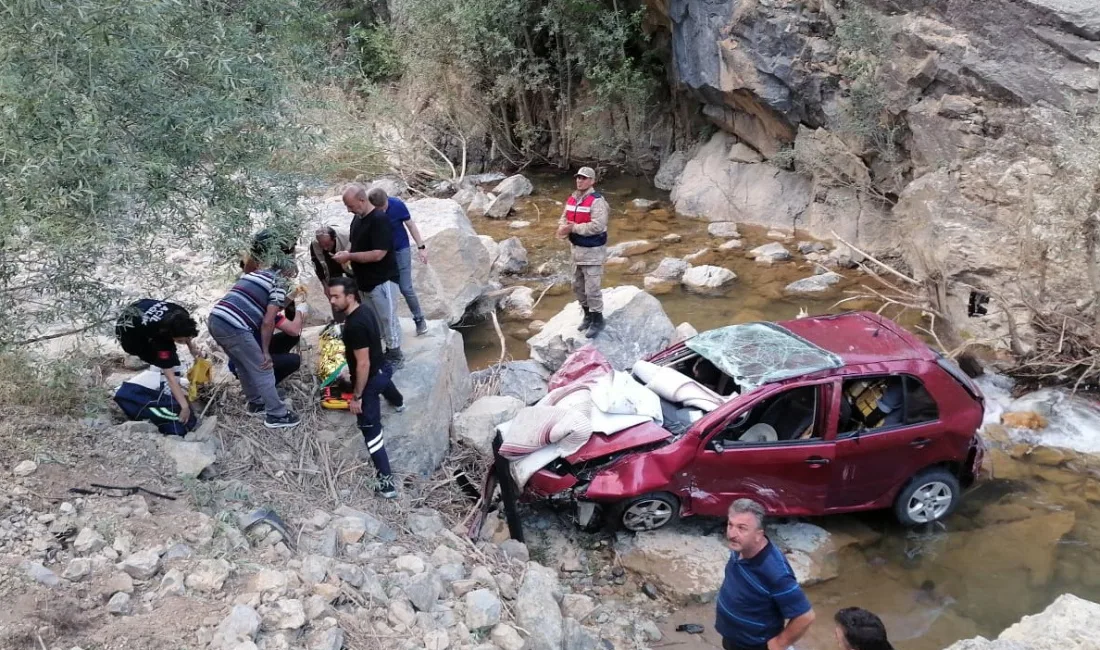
[716,499,816,650]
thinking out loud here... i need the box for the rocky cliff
[648,0,1100,350]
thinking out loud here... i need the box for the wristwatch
[352,394,361,400]
[417,245,426,250]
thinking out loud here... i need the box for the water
[461,172,874,369]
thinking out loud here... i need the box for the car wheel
[618,493,680,532]
[894,468,960,526]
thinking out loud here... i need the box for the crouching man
[327,276,403,499]
[716,499,815,650]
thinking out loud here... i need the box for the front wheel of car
[618,493,680,532]
[894,468,960,526]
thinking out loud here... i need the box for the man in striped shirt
[209,257,302,428]
[716,499,815,650]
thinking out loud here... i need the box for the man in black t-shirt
[333,184,404,367]
[115,299,201,426]
[328,276,403,499]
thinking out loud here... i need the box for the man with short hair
[556,166,610,339]
[310,225,351,322]
[375,188,430,336]
[834,608,894,650]
[327,276,402,499]
[209,257,302,428]
[716,499,815,650]
[334,185,404,367]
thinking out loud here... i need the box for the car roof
[777,311,933,366]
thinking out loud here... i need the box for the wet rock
[160,568,186,596]
[492,237,529,275]
[662,233,683,243]
[683,248,715,265]
[528,286,676,372]
[718,239,744,251]
[404,570,444,611]
[515,563,564,650]
[486,193,517,219]
[452,396,524,457]
[768,522,838,586]
[212,605,262,648]
[509,220,531,229]
[643,276,677,295]
[466,589,503,630]
[13,460,37,477]
[74,527,107,554]
[628,260,647,274]
[186,558,232,592]
[265,599,306,630]
[471,360,550,406]
[562,594,596,621]
[25,561,60,587]
[120,549,161,580]
[492,174,535,198]
[107,592,132,615]
[798,241,828,254]
[615,530,727,603]
[650,257,691,281]
[707,222,741,238]
[632,198,658,211]
[655,150,689,191]
[500,286,535,321]
[946,594,1100,650]
[608,240,658,257]
[491,623,526,650]
[408,509,446,539]
[749,242,792,264]
[767,229,792,240]
[499,539,530,563]
[682,265,737,294]
[785,272,842,294]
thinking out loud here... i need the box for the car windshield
[685,321,843,391]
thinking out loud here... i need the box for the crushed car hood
[565,421,672,463]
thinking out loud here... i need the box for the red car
[492,312,986,534]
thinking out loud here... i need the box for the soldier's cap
[574,166,596,179]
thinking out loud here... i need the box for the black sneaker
[264,410,302,429]
[246,401,265,417]
[376,474,397,499]
[414,319,429,336]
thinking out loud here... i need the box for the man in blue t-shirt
[377,189,430,336]
[715,499,816,650]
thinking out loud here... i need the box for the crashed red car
[491,312,985,534]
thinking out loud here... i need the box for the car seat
[759,389,815,440]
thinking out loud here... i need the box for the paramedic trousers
[356,362,404,477]
[572,264,604,313]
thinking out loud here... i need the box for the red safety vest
[565,192,600,224]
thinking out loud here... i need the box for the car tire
[617,492,680,532]
[894,468,960,526]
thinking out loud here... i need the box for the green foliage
[832,1,897,159]
[347,22,403,83]
[0,0,336,347]
[0,349,99,415]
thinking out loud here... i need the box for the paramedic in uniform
[556,166,610,339]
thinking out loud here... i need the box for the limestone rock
[107,592,132,615]
[490,624,525,650]
[748,242,791,264]
[452,396,525,457]
[13,460,37,477]
[654,150,689,191]
[212,605,262,649]
[675,322,699,342]
[608,240,658,257]
[682,265,736,294]
[486,193,516,219]
[785,272,842,294]
[528,286,676,372]
[707,222,741,238]
[492,237,528,275]
[515,563,563,650]
[186,558,232,593]
[74,527,107,554]
[491,174,535,198]
[615,530,728,603]
[465,589,503,630]
[264,599,307,630]
[63,558,93,581]
[120,549,161,580]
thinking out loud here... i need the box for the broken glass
[685,322,843,391]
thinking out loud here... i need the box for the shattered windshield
[685,322,843,391]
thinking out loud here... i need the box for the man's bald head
[342,183,370,215]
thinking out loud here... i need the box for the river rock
[452,187,477,210]
[615,530,727,603]
[632,198,658,211]
[492,237,528,275]
[671,133,812,226]
[383,322,471,476]
[682,265,737,294]
[649,257,691,281]
[515,563,563,650]
[468,192,491,217]
[452,396,524,457]
[608,240,658,257]
[486,193,516,219]
[492,174,534,198]
[768,522,838,586]
[465,589,503,630]
[120,549,161,580]
[527,286,676,371]
[798,241,828,254]
[785,272,842,294]
[500,286,535,320]
[707,222,741,238]
[662,233,683,243]
[643,276,678,295]
[719,239,744,251]
[748,242,791,263]
[482,360,551,405]
[212,605,262,648]
[161,438,217,479]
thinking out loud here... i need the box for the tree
[0,0,335,347]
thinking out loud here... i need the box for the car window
[839,375,939,435]
[714,385,820,446]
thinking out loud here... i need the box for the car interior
[839,375,939,435]
[710,385,820,447]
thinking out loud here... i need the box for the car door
[685,380,837,518]
[827,374,946,509]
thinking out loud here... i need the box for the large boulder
[491,174,535,198]
[615,529,728,603]
[654,150,689,190]
[451,396,524,457]
[492,238,529,275]
[767,522,837,586]
[485,193,516,219]
[471,360,551,405]
[515,563,563,650]
[671,132,811,225]
[945,594,1100,650]
[681,265,737,294]
[527,286,676,372]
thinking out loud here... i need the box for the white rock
[212,605,262,648]
[371,177,408,198]
[491,174,534,198]
[161,438,217,478]
[515,563,563,650]
[74,527,107,554]
[561,594,596,622]
[160,568,186,596]
[300,555,331,584]
[471,565,499,592]
[767,228,793,240]
[643,276,678,295]
[248,569,289,595]
[13,460,37,477]
[607,240,657,257]
[107,592,132,615]
[486,193,516,219]
[528,286,676,372]
[491,237,528,275]
[306,627,345,650]
[683,248,713,264]
[728,142,764,163]
[424,629,450,650]
[707,222,741,238]
[769,522,838,586]
[394,554,426,574]
[632,198,658,211]
[491,624,526,650]
[945,594,1100,650]
[388,599,417,628]
[500,287,535,321]
[661,233,682,243]
[265,599,307,630]
[785,272,843,294]
[119,549,161,580]
[63,558,93,581]
[718,239,744,251]
[682,265,737,294]
[616,530,728,603]
[465,589,503,630]
[332,516,366,544]
[451,396,525,457]
[675,322,699,342]
[748,242,792,264]
[432,545,466,567]
[649,257,690,281]
[186,558,232,593]
[509,220,531,229]
[468,192,492,217]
